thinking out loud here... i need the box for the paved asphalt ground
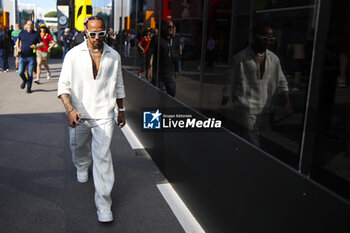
[0,58,185,233]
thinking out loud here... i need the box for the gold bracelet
[66,107,74,115]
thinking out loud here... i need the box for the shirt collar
[81,41,111,53]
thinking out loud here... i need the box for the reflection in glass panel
[251,0,316,166]
[121,0,203,108]
[312,0,350,201]
[170,0,203,107]
[201,0,235,117]
[121,0,160,80]
[201,0,316,168]
[121,0,142,73]
[92,0,113,30]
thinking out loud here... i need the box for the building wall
[2,0,16,27]
[121,0,350,231]
[114,0,130,32]
[18,3,37,27]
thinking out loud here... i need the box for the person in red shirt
[34,24,56,84]
[137,29,151,78]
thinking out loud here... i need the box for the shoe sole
[77,172,88,183]
[97,212,113,222]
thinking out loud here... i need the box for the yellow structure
[0,9,9,30]
[125,16,130,31]
[3,11,8,29]
[75,0,92,31]
[145,11,156,29]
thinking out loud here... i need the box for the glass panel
[121,0,161,80]
[92,0,113,30]
[121,0,203,109]
[121,0,141,73]
[120,0,202,109]
[201,0,317,168]
[201,0,236,116]
[168,0,203,108]
[311,0,350,201]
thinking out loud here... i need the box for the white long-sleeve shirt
[223,47,288,115]
[58,42,125,119]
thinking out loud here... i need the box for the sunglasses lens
[259,35,275,43]
[98,31,106,37]
[87,31,106,38]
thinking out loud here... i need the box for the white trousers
[69,118,115,217]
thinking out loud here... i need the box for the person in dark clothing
[123,30,131,57]
[61,28,72,60]
[8,26,14,55]
[71,17,89,48]
[147,20,180,97]
[71,31,86,48]
[0,29,11,72]
[16,20,44,93]
[106,27,116,50]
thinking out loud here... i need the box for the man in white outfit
[57,16,126,222]
[222,25,292,146]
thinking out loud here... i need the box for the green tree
[45,11,57,17]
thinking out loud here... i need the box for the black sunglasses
[256,34,276,43]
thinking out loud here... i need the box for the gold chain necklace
[89,50,102,58]
[88,48,103,54]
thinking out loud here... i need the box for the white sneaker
[77,170,88,183]
[47,72,51,79]
[97,210,113,222]
[34,78,40,84]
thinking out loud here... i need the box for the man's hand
[175,72,180,79]
[30,44,36,49]
[117,112,126,128]
[66,110,81,128]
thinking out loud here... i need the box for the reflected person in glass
[147,20,180,97]
[222,25,293,146]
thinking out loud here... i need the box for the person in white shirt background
[222,24,293,146]
[57,16,126,223]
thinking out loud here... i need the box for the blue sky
[19,0,57,10]
[18,0,112,10]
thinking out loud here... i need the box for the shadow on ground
[0,113,184,233]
